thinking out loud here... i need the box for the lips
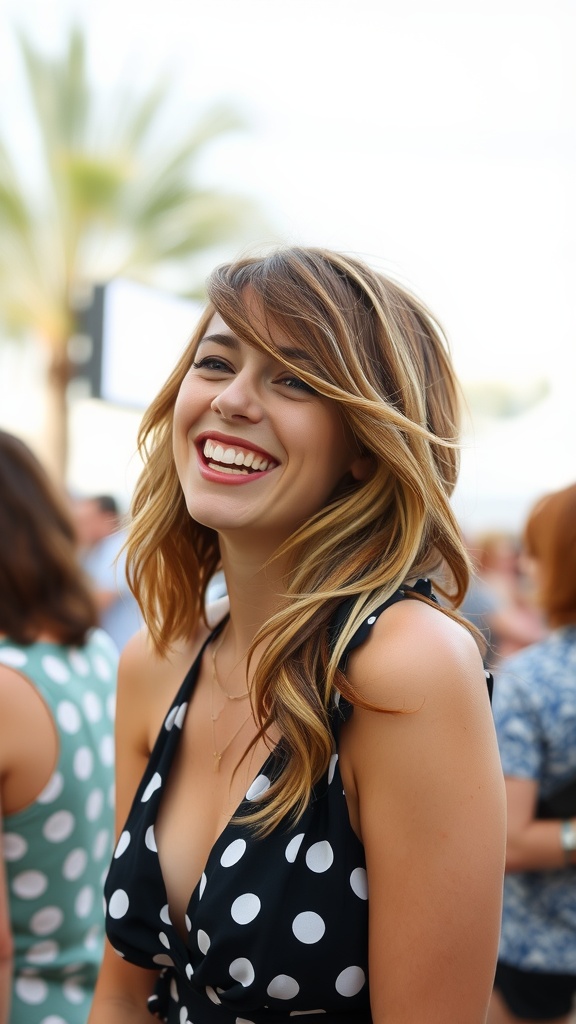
[198,436,279,477]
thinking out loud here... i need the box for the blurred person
[461,530,544,669]
[73,494,142,652]
[0,430,118,1024]
[88,246,505,1024]
[489,482,576,1024]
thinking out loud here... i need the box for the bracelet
[560,820,576,864]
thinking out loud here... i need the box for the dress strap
[329,578,437,670]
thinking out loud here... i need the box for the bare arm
[345,601,506,1024]
[88,631,162,1023]
[503,776,574,872]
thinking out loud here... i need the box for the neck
[216,536,292,656]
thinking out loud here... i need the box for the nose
[210,370,264,422]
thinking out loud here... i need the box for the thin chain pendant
[213,751,222,772]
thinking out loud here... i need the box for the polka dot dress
[0,630,118,1024]
[105,582,489,1023]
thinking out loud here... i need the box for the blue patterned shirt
[492,626,576,972]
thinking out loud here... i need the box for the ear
[349,453,374,482]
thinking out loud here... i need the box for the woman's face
[172,306,369,548]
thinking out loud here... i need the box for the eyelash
[191,357,318,396]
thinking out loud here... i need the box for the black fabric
[495,960,576,1020]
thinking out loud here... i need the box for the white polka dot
[42,654,70,683]
[174,702,188,728]
[220,838,246,867]
[285,833,305,863]
[37,772,64,804]
[160,904,171,925]
[170,976,179,1001]
[2,832,27,861]
[82,691,103,722]
[185,962,194,980]
[41,1016,68,1024]
[231,893,261,925]
[305,841,334,873]
[84,924,101,950]
[333,690,341,708]
[159,931,170,948]
[73,746,94,780]
[75,885,94,918]
[245,774,271,801]
[26,939,59,964]
[14,975,48,1004]
[63,978,85,1004]
[106,693,116,719]
[141,772,162,802]
[0,647,27,668]
[12,870,48,899]
[93,652,113,680]
[30,906,64,936]
[335,966,366,997]
[69,649,90,676]
[114,831,131,859]
[43,810,75,843]
[199,873,207,898]
[179,1008,189,1024]
[185,914,192,932]
[164,705,179,730]
[292,911,326,944]
[328,753,338,784]
[62,848,87,881]
[153,953,174,967]
[86,788,104,821]
[108,889,129,919]
[350,867,368,899]
[206,986,221,1004]
[99,734,114,766]
[229,957,255,987]
[108,782,115,807]
[236,1019,257,1024]
[367,615,377,625]
[57,700,82,733]
[197,929,210,954]
[145,825,157,851]
[267,974,299,1000]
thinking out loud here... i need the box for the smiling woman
[88,246,506,1024]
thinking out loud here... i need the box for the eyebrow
[198,333,313,367]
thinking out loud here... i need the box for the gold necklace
[210,658,252,773]
[211,628,251,701]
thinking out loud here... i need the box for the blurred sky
[1,0,575,529]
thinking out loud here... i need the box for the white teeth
[208,463,249,475]
[202,439,274,473]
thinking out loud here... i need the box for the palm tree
[0,24,260,480]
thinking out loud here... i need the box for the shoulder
[346,595,488,713]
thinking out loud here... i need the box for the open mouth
[201,439,279,476]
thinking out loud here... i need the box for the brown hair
[523,482,576,628]
[128,246,475,831]
[0,430,98,645]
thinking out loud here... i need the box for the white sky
[1,0,575,528]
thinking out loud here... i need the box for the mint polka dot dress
[0,629,118,1024]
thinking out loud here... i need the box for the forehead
[198,308,312,367]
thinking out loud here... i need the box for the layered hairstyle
[0,430,98,645]
[128,246,474,830]
[523,481,576,628]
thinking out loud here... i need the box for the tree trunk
[44,343,73,484]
